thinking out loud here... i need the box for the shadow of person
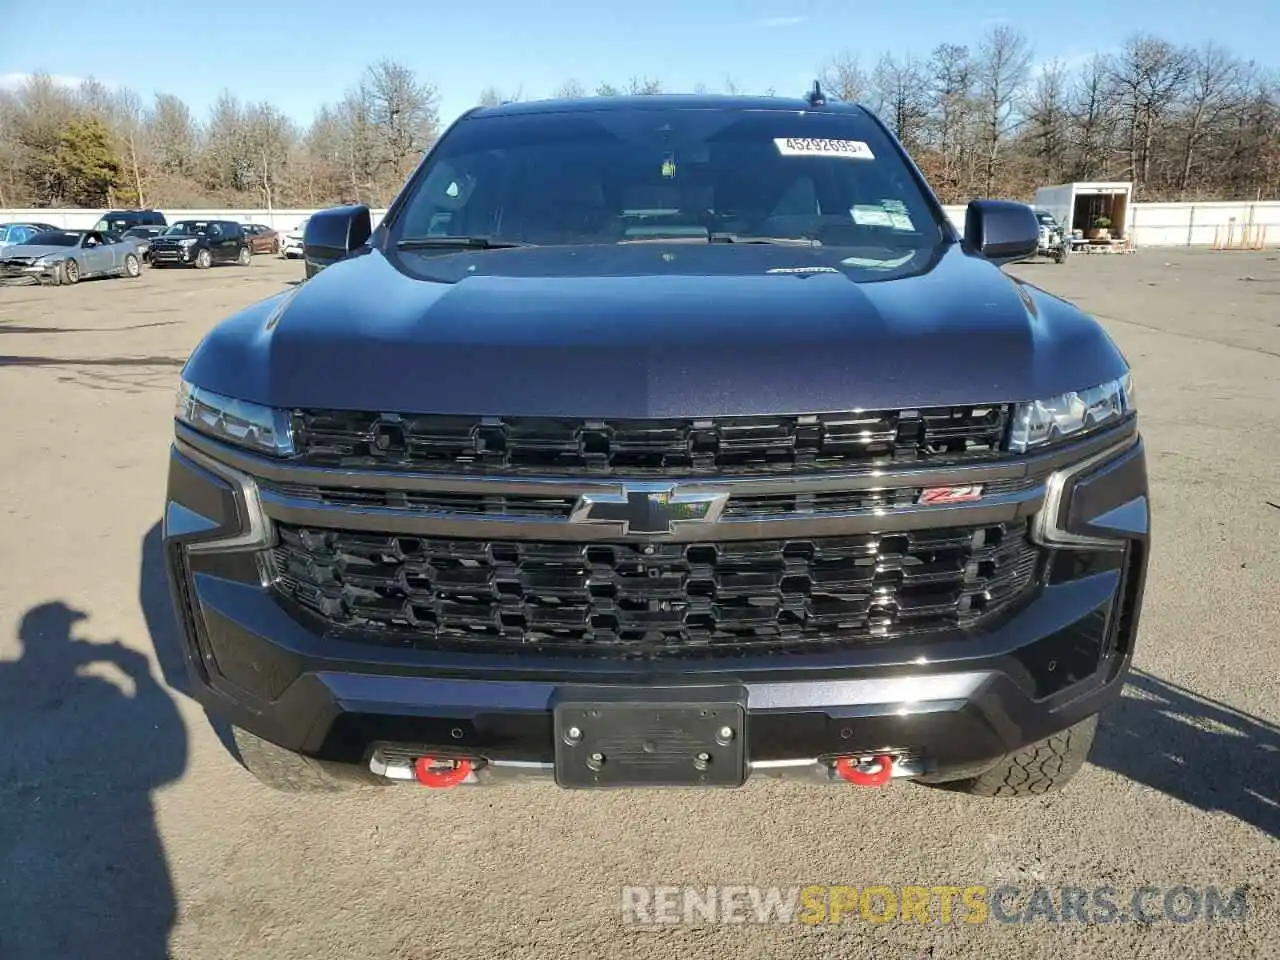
[1091,668,1280,839]
[0,601,187,959]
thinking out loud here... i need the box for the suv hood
[185,243,1129,417]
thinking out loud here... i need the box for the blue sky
[1,0,1276,130]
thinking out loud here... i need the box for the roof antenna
[805,80,826,107]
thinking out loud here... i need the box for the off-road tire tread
[945,715,1098,797]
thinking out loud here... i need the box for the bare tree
[1176,42,1245,194]
[595,82,621,97]
[0,33,1273,209]
[1024,59,1070,184]
[626,76,663,95]
[819,51,866,102]
[243,102,295,211]
[928,43,977,201]
[146,93,199,177]
[76,78,116,120]
[1108,34,1193,189]
[554,79,586,99]
[1067,54,1117,180]
[108,89,148,207]
[337,85,378,204]
[361,59,440,194]
[10,73,80,204]
[870,53,931,152]
[201,91,255,195]
[477,85,523,107]
[976,25,1033,195]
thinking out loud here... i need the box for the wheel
[122,253,141,278]
[271,239,280,255]
[237,245,252,266]
[1053,247,1066,264]
[61,258,80,285]
[229,726,372,793]
[932,715,1098,797]
[195,248,212,269]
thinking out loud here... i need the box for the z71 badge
[918,485,984,505]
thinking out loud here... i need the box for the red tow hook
[413,756,473,789]
[834,754,896,787]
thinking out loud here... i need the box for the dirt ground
[0,249,1277,960]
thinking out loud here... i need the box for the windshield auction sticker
[774,137,875,160]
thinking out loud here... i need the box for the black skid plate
[552,686,748,789]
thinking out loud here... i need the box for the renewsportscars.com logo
[620,884,1249,926]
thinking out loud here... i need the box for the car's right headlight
[175,379,294,456]
[1009,373,1135,453]
[179,237,199,247]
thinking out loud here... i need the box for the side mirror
[964,199,1039,265]
[303,204,372,275]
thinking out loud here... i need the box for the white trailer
[1033,182,1133,247]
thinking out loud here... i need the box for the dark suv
[95,209,167,233]
[150,220,252,269]
[164,93,1147,798]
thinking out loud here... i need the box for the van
[94,210,168,234]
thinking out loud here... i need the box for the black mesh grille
[290,407,1012,476]
[270,521,1040,658]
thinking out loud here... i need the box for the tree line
[1,28,1277,211]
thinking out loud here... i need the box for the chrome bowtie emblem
[569,483,729,535]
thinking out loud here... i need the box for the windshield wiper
[707,233,819,246]
[397,236,532,250]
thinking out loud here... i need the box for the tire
[935,715,1098,797]
[272,239,280,255]
[237,245,252,266]
[230,726,369,793]
[122,253,141,278]
[62,258,80,285]
[195,248,212,269]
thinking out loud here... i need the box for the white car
[281,218,309,258]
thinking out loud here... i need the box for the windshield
[166,221,213,235]
[392,107,946,251]
[28,231,80,247]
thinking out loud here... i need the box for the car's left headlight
[1009,373,1135,453]
[176,379,294,456]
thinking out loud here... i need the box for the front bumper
[0,261,60,283]
[151,246,196,265]
[162,425,1149,786]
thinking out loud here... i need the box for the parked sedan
[0,229,144,285]
[242,223,281,255]
[0,221,59,255]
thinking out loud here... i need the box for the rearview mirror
[303,204,372,277]
[964,200,1039,265]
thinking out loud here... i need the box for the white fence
[3,201,1278,248]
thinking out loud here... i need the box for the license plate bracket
[553,688,747,788]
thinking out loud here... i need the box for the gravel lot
[1,250,1277,959]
